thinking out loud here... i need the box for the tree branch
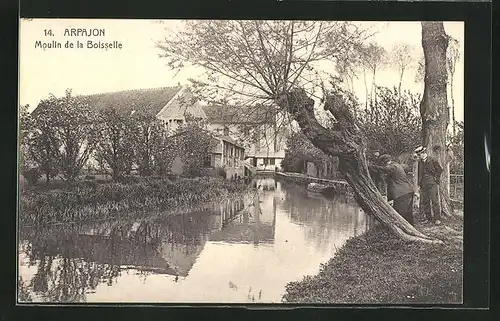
[276,89,355,157]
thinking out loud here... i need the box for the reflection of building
[209,192,276,245]
[22,191,278,282]
[71,214,223,277]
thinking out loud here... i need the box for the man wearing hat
[369,154,415,225]
[414,146,444,225]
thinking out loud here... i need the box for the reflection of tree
[19,209,226,302]
[277,181,369,251]
[19,224,121,302]
[18,277,33,302]
[31,252,53,293]
[27,254,120,302]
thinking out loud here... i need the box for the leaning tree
[157,20,442,243]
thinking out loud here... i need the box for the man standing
[414,146,444,225]
[368,149,387,198]
[369,154,415,225]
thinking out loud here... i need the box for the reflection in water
[18,177,372,303]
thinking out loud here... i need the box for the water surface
[18,177,371,303]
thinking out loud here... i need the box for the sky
[19,19,464,122]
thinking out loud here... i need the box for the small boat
[307,182,335,196]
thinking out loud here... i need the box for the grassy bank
[283,217,463,304]
[19,176,248,226]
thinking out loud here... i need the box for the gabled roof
[32,86,183,117]
[156,87,206,120]
[84,86,183,116]
[31,85,277,126]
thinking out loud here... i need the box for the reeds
[19,177,247,226]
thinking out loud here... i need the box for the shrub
[214,167,227,179]
[19,176,248,226]
[22,167,42,186]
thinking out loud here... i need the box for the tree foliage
[23,100,60,184]
[446,36,460,136]
[130,113,164,176]
[45,90,100,182]
[282,131,332,173]
[94,107,136,180]
[19,104,43,185]
[151,124,176,178]
[357,86,422,157]
[448,120,464,174]
[173,117,217,177]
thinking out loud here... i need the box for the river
[18,177,372,304]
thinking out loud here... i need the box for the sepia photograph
[18,19,465,305]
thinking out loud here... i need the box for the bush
[22,168,42,186]
[19,176,248,225]
[214,167,227,179]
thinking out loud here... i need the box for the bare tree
[157,20,441,243]
[390,43,415,104]
[360,42,388,108]
[446,36,460,137]
[414,56,425,85]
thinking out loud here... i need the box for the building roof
[201,104,276,124]
[156,87,207,120]
[32,86,183,117]
[218,135,245,149]
[85,86,183,116]
[32,85,276,126]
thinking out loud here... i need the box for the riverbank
[276,172,354,198]
[19,176,249,226]
[282,216,463,304]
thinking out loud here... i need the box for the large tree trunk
[412,158,420,211]
[420,21,452,217]
[450,77,456,136]
[278,90,441,244]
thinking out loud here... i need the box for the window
[204,154,212,167]
[269,158,275,165]
[264,158,269,166]
[223,126,229,136]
